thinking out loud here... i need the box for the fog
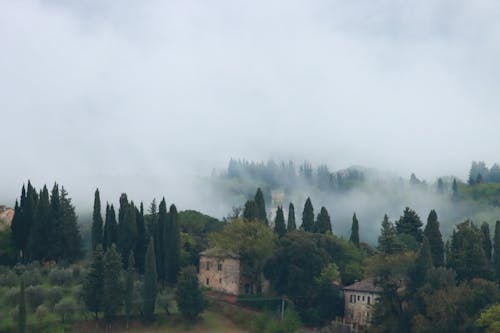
[1,0,500,220]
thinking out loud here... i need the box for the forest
[1,160,500,332]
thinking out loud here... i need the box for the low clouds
[1,0,500,216]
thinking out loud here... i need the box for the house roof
[343,278,382,293]
[200,247,240,259]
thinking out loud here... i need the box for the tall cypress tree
[91,189,104,251]
[28,186,50,261]
[10,199,23,259]
[118,200,137,268]
[23,181,37,259]
[395,207,423,243]
[146,199,157,241]
[349,213,360,246]
[135,203,147,274]
[83,245,104,320]
[156,198,167,283]
[287,203,296,231]
[143,238,157,323]
[301,197,314,232]
[494,221,500,281]
[58,187,82,262]
[315,206,332,234]
[103,204,118,251]
[273,206,286,237]
[47,183,62,261]
[452,178,458,198]
[243,200,258,221]
[481,222,492,261]
[125,251,135,328]
[409,237,433,291]
[423,209,444,267]
[165,204,180,285]
[103,244,123,321]
[254,188,268,225]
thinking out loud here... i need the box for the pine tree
[18,277,26,333]
[452,178,458,198]
[409,237,433,291]
[146,199,157,240]
[165,204,180,285]
[135,203,147,274]
[315,206,332,234]
[243,200,258,221]
[125,251,135,328]
[378,214,404,255]
[301,197,314,232]
[118,199,137,268]
[155,198,167,283]
[481,222,492,261]
[83,245,104,320]
[143,238,157,322]
[494,221,500,281]
[103,204,118,251]
[58,187,82,262]
[103,245,123,321]
[349,213,360,247]
[28,186,50,261]
[423,209,444,267]
[254,188,268,225]
[273,206,286,237]
[395,207,423,243]
[175,266,206,319]
[91,189,104,251]
[287,203,296,231]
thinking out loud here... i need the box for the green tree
[395,207,423,243]
[287,203,296,231]
[103,245,123,321]
[452,178,458,198]
[10,199,23,259]
[476,303,500,333]
[424,209,444,267]
[103,204,118,251]
[118,196,137,268]
[243,200,258,221]
[301,197,314,232]
[125,251,135,328]
[28,186,50,261]
[378,214,404,255]
[155,198,167,283]
[165,204,180,285]
[175,266,206,319]
[349,213,360,246]
[315,207,332,234]
[91,189,104,251]
[482,222,493,262]
[83,245,105,320]
[494,221,500,281]
[18,277,26,333]
[58,187,82,262]
[274,206,286,237]
[143,238,157,323]
[408,237,433,291]
[135,203,147,274]
[254,188,268,225]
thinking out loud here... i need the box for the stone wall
[344,290,379,327]
[198,255,241,295]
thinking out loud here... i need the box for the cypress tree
[135,203,147,274]
[287,203,296,231]
[91,189,104,251]
[349,213,360,247]
[273,206,286,237]
[125,251,135,328]
[103,204,118,251]
[254,188,268,225]
[243,200,258,221]
[47,183,62,261]
[452,178,458,198]
[83,245,105,320]
[23,181,37,259]
[58,187,82,262]
[395,207,423,243]
[146,199,157,241]
[10,199,23,259]
[315,206,332,234]
[28,186,50,261]
[143,238,157,322]
[155,198,167,283]
[494,221,500,281]
[18,277,26,333]
[103,244,123,321]
[481,222,492,261]
[118,200,137,268]
[301,197,314,232]
[409,237,433,291]
[165,204,180,285]
[423,209,444,267]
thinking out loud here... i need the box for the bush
[35,304,50,321]
[4,287,19,306]
[156,288,175,315]
[0,271,18,287]
[22,270,42,286]
[54,297,77,323]
[48,286,63,306]
[26,285,47,310]
[48,268,73,286]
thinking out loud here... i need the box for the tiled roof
[344,278,382,293]
[200,247,240,259]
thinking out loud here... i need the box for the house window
[218,263,222,271]
[206,262,210,270]
[350,294,356,303]
[357,295,360,301]
[362,296,365,302]
[219,278,222,284]
[206,278,209,286]
[367,296,371,305]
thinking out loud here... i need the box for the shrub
[35,304,50,321]
[26,285,47,310]
[48,268,73,286]
[54,297,77,323]
[48,286,63,306]
[4,287,19,306]
[156,288,175,315]
[22,270,42,286]
[0,271,18,287]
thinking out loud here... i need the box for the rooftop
[200,247,240,259]
[344,278,382,293]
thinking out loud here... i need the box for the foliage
[287,203,296,231]
[315,207,332,234]
[143,238,157,322]
[53,297,77,323]
[102,244,123,320]
[175,266,206,319]
[165,204,181,285]
[91,188,103,251]
[301,197,314,232]
[476,303,500,333]
[273,206,286,237]
[424,210,444,267]
[349,213,360,246]
[395,207,423,243]
[18,278,26,333]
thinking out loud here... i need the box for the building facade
[343,278,382,328]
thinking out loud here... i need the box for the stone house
[343,278,382,328]
[0,206,14,231]
[198,248,268,295]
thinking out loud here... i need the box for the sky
[1,0,500,216]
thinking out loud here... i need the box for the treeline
[468,161,500,184]
[10,181,82,263]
